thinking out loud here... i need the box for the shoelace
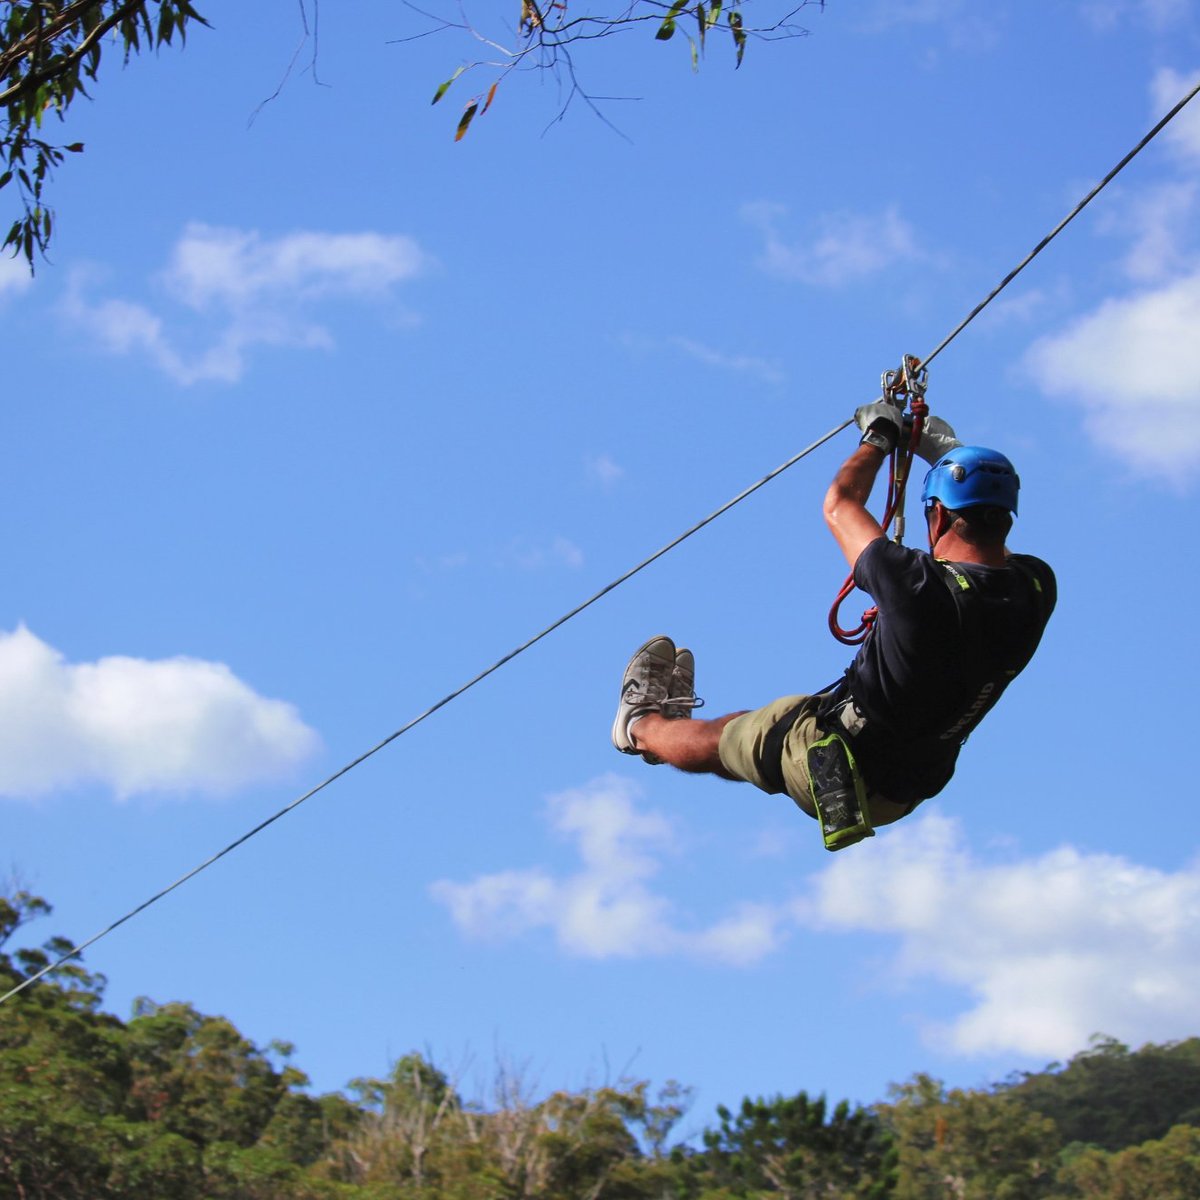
[662,691,705,717]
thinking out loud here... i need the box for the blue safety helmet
[921,446,1020,515]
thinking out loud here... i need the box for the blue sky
[4,0,1200,1123]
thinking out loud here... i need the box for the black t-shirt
[830,538,1056,803]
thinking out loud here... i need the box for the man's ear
[927,502,950,546]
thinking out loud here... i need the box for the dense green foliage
[0,1,206,265]
[1006,1034,1200,1151]
[3,891,1200,1198]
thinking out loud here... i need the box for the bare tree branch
[409,2,823,141]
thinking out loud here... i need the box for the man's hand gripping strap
[807,732,875,852]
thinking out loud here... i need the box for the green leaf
[657,0,689,40]
[455,101,479,142]
[707,0,723,27]
[432,66,466,106]
[65,143,85,153]
[730,10,746,67]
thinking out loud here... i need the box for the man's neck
[930,533,1008,567]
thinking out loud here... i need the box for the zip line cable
[920,72,1200,370]
[4,75,1199,1008]
[0,421,851,1006]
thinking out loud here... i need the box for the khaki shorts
[718,694,911,826]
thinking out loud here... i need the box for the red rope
[828,398,927,645]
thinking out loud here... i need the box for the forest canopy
[4,889,1200,1198]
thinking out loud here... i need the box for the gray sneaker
[612,635,676,755]
[664,647,704,718]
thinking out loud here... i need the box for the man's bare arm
[823,444,887,570]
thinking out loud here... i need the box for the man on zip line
[610,405,1056,851]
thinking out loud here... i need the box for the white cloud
[64,224,430,384]
[799,814,1200,1058]
[435,782,1200,1057]
[1150,67,1200,162]
[63,280,332,385]
[430,775,786,966]
[0,255,32,298]
[742,202,920,287]
[1024,269,1200,479]
[163,224,427,308]
[0,625,319,799]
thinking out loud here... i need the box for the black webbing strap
[758,699,808,796]
[935,559,977,634]
[936,557,1047,674]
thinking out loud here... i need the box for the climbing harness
[828,354,929,646]
[6,74,1200,1006]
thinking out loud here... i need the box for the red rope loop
[828,366,928,646]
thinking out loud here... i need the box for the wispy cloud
[981,286,1059,328]
[667,336,784,385]
[742,202,920,287]
[853,0,1003,49]
[1104,180,1199,282]
[619,332,783,385]
[430,775,787,966]
[417,536,584,575]
[64,223,431,384]
[0,625,318,799]
[0,255,32,298]
[415,550,470,573]
[1080,0,1190,32]
[800,814,1200,1058]
[1151,67,1200,161]
[497,536,584,571]
[856,0,966,26]
[1024,269,1200,481]
[585,454,625,489]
